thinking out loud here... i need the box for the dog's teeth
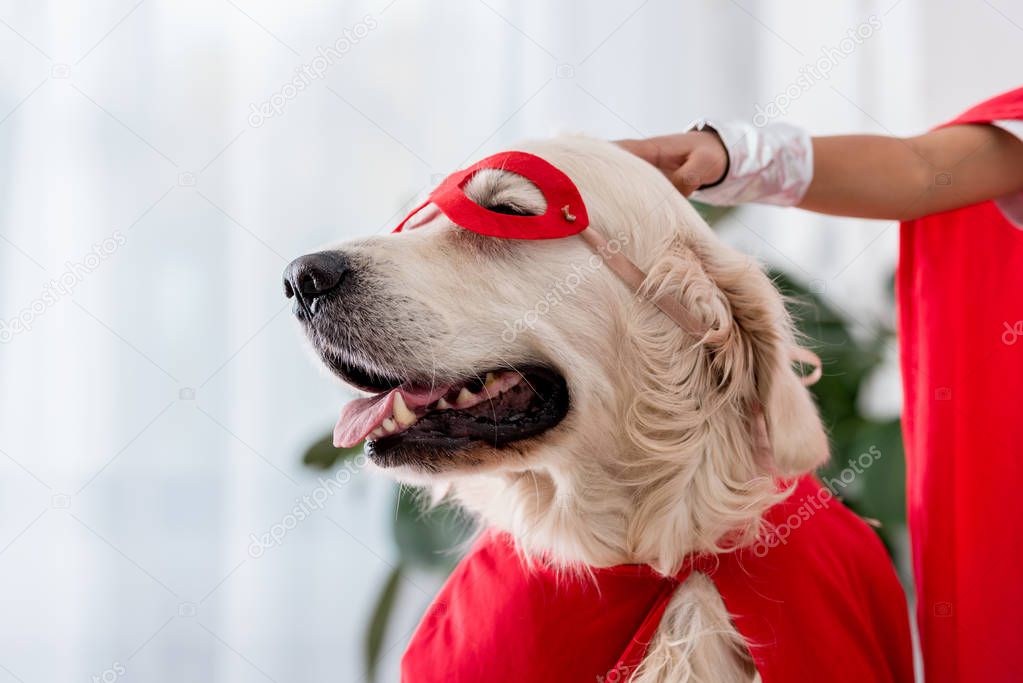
[382,417,397,432]
[393,393,417,427]
[484,372,497,387]
[456,387,476,407]
[436,397,452,410]
[370,427,385,438]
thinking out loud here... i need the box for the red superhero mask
[394,150,591,240]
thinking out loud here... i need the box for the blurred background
[1,0,1020,680]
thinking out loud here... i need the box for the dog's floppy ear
[642,235,829,476]
[754,332,830,476]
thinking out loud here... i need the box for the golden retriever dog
[284,137,831,682]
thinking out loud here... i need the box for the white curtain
[1,0,1020,680]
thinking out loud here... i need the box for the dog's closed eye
[464,168,547,217]
[486,202,534,217]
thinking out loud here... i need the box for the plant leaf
[691,201,734,226]
[393,487,473,572]
[302,431,363,470]
[364,563,404,683]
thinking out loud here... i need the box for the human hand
[616,130,728,196]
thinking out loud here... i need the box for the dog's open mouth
[332,362,569,460]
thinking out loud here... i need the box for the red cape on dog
[402,476,913,682]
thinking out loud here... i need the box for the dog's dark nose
[283,251,348,317]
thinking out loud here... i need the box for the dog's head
[287,136,828,567]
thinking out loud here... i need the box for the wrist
[686,120,814,207]
[690,127,730,189]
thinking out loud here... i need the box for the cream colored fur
[333,136,829,680]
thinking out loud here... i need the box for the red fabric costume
[898,86,1023,683]
[402,477,913,682]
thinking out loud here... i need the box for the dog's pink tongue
[334,391,395,448]
[333,385,451,448]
